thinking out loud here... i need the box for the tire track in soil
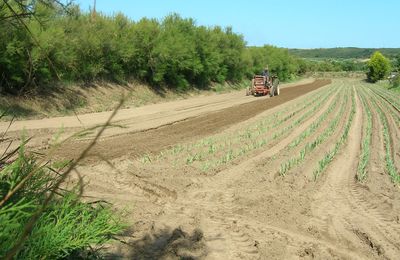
[53,80,331,163]
[159,181,265,259]
[147,92,340,259]
[309,87,400,259]
[76,80,398,259]
[358,87,400,225]
[233,83,360,259]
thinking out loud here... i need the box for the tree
[366,51,391,83]
[393,54,400,72]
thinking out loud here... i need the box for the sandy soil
[2,78,399,259]
[0,79,314,152]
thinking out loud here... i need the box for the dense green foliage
[243,46,302,80]
[390,74,400,88]
[393,55,400,71]
[0,144,124,259]
[366,51,391,83]
[0,2,308,94]
[304,59,365,72]
[289,47,400,59]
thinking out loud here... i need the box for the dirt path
[0,79,314,134]
[53,79,331,162]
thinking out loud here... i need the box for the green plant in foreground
[0,144,124,259]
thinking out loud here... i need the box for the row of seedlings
[279,85,349,175]
[356,88,373,181]
[365,88,400,183]
[312,86,356,180]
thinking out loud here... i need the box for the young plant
[313,88,356,180]
[368,91,400,183]
[356,91,372,181]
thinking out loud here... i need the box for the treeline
[303,59,366,72]
[289,47,400,59]
[244,46,304,80]
[0,2,308,95]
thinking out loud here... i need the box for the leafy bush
[392,54,400,72]
[289,47,400,60]
[0,2,305,94]
[244,45,301,81]
[391,74,400,88]
[366,51,391,83]
[302,59,365,73]
[0,143,124,259]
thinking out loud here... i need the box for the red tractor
[246,75,280,97]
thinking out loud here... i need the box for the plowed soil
[54,79,331,162]
[2,78,400,259]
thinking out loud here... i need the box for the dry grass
[0,81,247,121]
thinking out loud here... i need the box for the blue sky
[75,0,399,48]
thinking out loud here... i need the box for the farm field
[2,78,400,259]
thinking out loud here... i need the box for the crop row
[139,84,335,168]
[279,86,348,175]
[313,87,356,180]
[189,85,336,155]
[367,86,400,127]
[373,93,400,128]
[368,86,400,111]
[242,88,331,134]
[356,89,373,182]
[288,86,344,150]
[366,89,400,183]
[197,87,337,171]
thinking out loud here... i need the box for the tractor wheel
[275,85,280,96]
[273,79,280,96]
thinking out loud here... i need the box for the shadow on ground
[108,227,207,260]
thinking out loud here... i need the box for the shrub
[366,51,391,83]
[393,54,400,72]
[0,2,304,94]
[391,74,400,88]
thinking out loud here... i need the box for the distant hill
[289,47,400,59]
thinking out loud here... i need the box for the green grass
[0,143,124,259]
